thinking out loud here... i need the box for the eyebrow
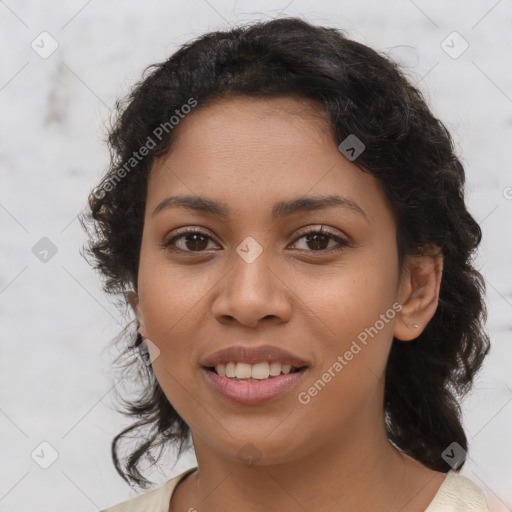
[152,194,369,223]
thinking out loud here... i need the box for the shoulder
[425,471,490,512]
[100,467,197,512]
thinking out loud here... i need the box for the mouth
[201,362,309,405]
[203,362,308,382]
[200,345,310,404]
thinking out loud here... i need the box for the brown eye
[290,226,348,253]
[162,228,218,252]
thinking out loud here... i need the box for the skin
[127,95,445,511]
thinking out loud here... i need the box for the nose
[211,246,292,328]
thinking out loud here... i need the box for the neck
[173,415,446,511]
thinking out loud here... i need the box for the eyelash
[160,225,349,255]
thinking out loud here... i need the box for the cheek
[138,253,214,336]
[314,251,399,338]
[303,251,399,393]
[297,288,397,427]
[136,266,208,395]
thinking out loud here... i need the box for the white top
[101,467,490,512]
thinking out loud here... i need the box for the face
[129,95,414,467]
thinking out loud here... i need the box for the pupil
[186,233,208,251]
[306,233,328,250]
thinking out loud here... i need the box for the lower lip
[202,367,308,405]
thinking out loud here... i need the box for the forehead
[147,95,388,223]
[154,95,335,167]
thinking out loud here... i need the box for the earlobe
[393,249,443,342]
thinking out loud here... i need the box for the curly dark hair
[79,16,490,489]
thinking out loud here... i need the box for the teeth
[213,361,299,380]
[225,362,236,378]
[269,361,281,376]
[235,362,252,379]
[251,362,270,379]
[281,364,292,374]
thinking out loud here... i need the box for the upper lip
[201,344,309,368]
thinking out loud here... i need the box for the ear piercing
[412,324,420,329]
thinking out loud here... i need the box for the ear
[393,247,443,341]
[125,290,147,337]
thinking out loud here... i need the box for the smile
[202,364,309,405]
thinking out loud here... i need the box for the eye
[160,227,219,253]
[160,225,349,254]
[290,225,348,253]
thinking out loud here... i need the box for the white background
[0,0,511,510]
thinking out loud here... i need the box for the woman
[80,17,491,511]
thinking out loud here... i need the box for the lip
[200,344,309,368]
[202,366,309,405]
